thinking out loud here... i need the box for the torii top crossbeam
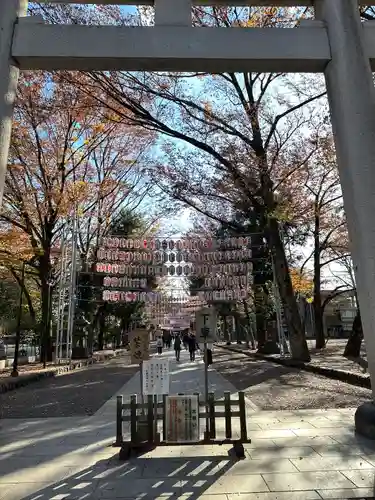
[38,0,373,5]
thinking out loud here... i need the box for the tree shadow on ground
[0,417,117,481]
[6,453,240,500]
[213,351,372,410]
[0,362,138,419]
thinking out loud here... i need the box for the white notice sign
[142,358,170,395]
[166,395,199,443]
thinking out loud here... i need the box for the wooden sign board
[129,328,150,364]
[165,395,199,443]
[195,308,217,343]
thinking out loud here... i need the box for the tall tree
[3,72,152,362]
[282,135,348,348]
[29,3,331,361]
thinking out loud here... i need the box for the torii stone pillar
[0,0,27,206]
[317,0,375,436]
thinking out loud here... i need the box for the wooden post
[130,394,137,443]
[116,395,123,445]
[208,392,216,439]
[153,395,158,443]
[162,394,167,441]
[147,394,154,442]
[238,391,247,441]
[224,391,232,439]
[195,392,201,441]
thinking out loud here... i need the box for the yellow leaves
[58,181,90,216]
[203,102,213,121]
[290,268,313,297]
[8,163,24,172]
[103,112,121,123]
[93,123,106,134]
[0,227,34,266]
[99,178,120,198]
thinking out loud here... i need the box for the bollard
[162,394,167,441]
[224,391,232,439]
[238,391,247,442]
[208,392,216,439]
[147,395,154,442]
[116,395,123,445]
[130,394,137,443]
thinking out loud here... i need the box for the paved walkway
[1,348,375,499]
[0,354,138,418]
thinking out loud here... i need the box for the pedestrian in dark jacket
[188,334,197,361]
[174,335,182,361]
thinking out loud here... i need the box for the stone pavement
[1,348,375,499]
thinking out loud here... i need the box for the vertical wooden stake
[130,394,137,443]
[147,394,154,442]
[162,394,167,441]
[116,395,123,445]
[238,391,247,442]
[224,391,232,439]
[208,392,216,439]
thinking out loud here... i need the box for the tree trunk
[11,268,37,327]
[40,280,52,364]
[98,316,105,351]
[313,211,325,349]
[266,217,310,362]
[222,315,229,343]
[242,299,256,349]
[343,309,363,358]
[254,286,267,348]
[251,232,268,348]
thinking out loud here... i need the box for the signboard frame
[165,395,200,443]
[142,358,170,395]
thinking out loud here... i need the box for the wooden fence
[115,390,249,446]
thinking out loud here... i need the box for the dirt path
[213,348,372,410]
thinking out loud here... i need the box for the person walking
[183,332,189,350]
[156,336,163,355]
[188,334,197,362]
[174,335,182,361]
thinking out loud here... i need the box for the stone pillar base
[355,402,375,439]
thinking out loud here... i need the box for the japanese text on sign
[143,358,170,395]
[129,329,150,364]
[166,395,199,443]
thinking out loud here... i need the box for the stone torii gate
[2,0,375,433]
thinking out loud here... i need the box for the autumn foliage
[0,71,154,357]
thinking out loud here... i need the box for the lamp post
[11,261,26,377]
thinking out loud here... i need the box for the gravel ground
[213,348,372,410]
[0,356,138,418]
